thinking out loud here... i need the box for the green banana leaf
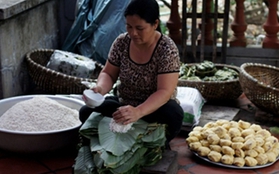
[93,150,105,169]
[100,143,142,168]
[139,146,163,166]
[73,146,95,174]
[142,124,166,147]
[90,136,102,152]
[98,117,148,156]
[80,112,103,139]
[75,113,166,174]
[110,147,148,174]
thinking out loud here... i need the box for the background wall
[0,0,77,99]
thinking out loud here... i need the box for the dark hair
[124,0,161,32]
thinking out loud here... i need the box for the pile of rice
[0,96,81,132]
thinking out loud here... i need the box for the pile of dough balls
[186,120,279,167]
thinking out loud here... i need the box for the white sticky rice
[109,118,133,133]
[0,96,81,132]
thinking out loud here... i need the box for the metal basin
[0,95,84,154]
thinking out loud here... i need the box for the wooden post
[262,0,279,48]
[229,0,247,47]
[197,0,214,45]
[166,0,182,45]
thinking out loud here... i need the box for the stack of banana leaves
[179,60,239,81]
[73,112,166,174]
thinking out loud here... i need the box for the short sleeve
[108,33,128,67]
[156,36,180,74]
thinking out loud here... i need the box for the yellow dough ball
[263,141,273,153]
[241,129,255,138]
[189,142,202,151]
[266,151,277,163]
[244,149,258,158]
[222,134,231,140]
[231,142,244,149]
[186,136,199,144]
[229,121,239,128]
[228,128,241,138]
[235,148,245,158]
[233,157,245,167]
[219,139,232,146]
[255,153,268,165]
[256,129,271,138]
[207,133,220,145]
[266,136,279,145]
[207,151,222,163]
[253,146,265,154]
[201,129,214,139]
[238,120,251,129]
[243,138,257,150]
[209,144,222,153]
[197,146,211,157]
[200,139,210,147]
[221,155,234,165]
[221,123,231,130]
[245,156,258,167]
[204,121,217,129]
[188,131,203,140]
[255,137,265,147]
[249,124,262,132]
[221,146,235,156]
[232,136,245,143]
[213,126,227,138]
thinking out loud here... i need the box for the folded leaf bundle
[74,112,167,174]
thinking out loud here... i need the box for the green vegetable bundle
[73,112,166,174]
[179,61,239,81]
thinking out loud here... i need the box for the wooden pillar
[262,0,279,49]
[197,0,214,45]
[229,0,247,47]
[166,0,182,45]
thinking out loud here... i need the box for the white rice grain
[0,96,81,132]
[109,119,133,133]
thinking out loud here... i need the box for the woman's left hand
[112,105,141,125]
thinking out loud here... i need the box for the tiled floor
[0,94,279,174]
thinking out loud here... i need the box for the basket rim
[26,48,101,83]
[178,63,240,84]
[240,62,279,92]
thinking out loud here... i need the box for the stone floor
[0,94,279,174]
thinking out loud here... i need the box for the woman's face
[125,15,158,45]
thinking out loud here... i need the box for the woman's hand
[112,105,142,125]
[91,86,103,94]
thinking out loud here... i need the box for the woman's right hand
[91,85,103,94]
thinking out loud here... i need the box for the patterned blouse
[108,32,180,106]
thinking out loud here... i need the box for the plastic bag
[62,0,131,65]
[176,87,206,126]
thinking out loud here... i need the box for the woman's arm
[92,61,119,95]
[136,72,179,116]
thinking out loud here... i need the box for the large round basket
[178,64,242,101]
[25,49,103,94]
[239,63,279,116]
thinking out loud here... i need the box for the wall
[0,0,76,99]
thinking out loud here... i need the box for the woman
[80,0,184,147]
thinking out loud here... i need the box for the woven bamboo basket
[178,64,242,101]
[239,63,279,116]
[25,49,103,94]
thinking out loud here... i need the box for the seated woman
[79,0,184,148]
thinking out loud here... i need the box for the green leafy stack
[73,112,166,174]
[179,61,239,81]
